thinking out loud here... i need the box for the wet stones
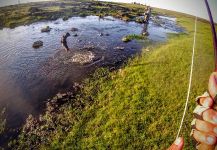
[99,33,104,36]
[63,16,69,21]
[41,26,51,32]
[71,28,78,32]
[98,33,109,37]
[33,40,43,48]
[28,7,40,15]
[73,33,78,37]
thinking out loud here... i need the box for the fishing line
[176,0,217,139]
[176,16,197,139]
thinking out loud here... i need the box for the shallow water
[0,16,182,133]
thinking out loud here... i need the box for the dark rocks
[32,40,43,48]
[99,33,103,36]
[63,16,69,21]
[28,7,40,14]
[99,33,109,36]
[71,28,78,32]
[73,33,78,37]
[41,26,51,32]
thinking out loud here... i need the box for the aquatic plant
[122,34,147,42]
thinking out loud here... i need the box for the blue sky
[101,0,217,22]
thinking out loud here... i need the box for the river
[0,15,183,146]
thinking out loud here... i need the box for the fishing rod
[205,0,217,71]
[176,0,217,140]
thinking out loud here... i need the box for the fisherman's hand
[168,137,184,150]
[191,72,217,149]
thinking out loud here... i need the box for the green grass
[0,108,6,135]
[11,3,216,150]
[122,34,147,42]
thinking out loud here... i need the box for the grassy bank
[9,5,216,150]
[0,0,146,28]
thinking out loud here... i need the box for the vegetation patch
[122,34,147,42]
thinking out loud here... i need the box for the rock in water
[33,41,43,48]
[28,7,40,14]
[142,32,149,36]
[99,33,104,36]
[122,37,131,42]
[41,26,51,32]
[71,28,78,32]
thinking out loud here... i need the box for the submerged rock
[41,26,51,32]
[99,33,104,36]
[98,33,109,36]
[33,40,43,48]
[63,16,69,21]
[71,28,78,32]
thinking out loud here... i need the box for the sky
[101,0,217,22]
